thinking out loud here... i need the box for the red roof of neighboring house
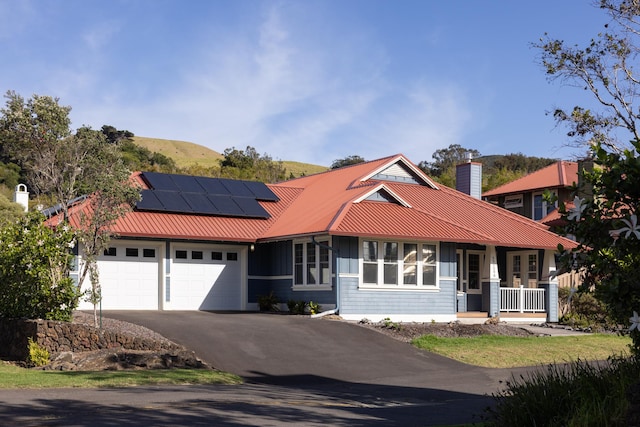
[483,161,578,197]
[55,154,576,250]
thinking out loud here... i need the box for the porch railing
[500,286,546,313]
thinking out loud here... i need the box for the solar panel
[141,172,180,191]
[244,181,279,201]
[232,196,270,218]
[195,176,231,195]
[154,190,192,213]
[136,172,275,219]
[136,190,165,211]
[171,175,205,193]
[182,192,219,215]
[220,179,254,197]
[208,195,244,216]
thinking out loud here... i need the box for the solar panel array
[136,172,279,219]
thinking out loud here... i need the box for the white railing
[500,286,546,313]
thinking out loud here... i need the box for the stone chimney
[13,184,29,212]
[456,152,482,199]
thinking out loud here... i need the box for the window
[126,248,139,257]
[227,252,238,261]
[532,192,557,220]
[192,251,203,260]
[362,239,438,288]
[175,250,187,259]
[293,239,331,287]
[468,253,480,290]
[212,251,223,260]
[509,252,538,288]
[104,247,117,256]
[143,249,156,258]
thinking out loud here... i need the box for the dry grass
[132,136,223,169]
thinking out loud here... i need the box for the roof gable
[358,156,439,189]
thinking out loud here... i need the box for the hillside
[132,136,328,178]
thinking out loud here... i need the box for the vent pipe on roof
[456,154,482,199]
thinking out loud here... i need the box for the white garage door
[169,245,242,310]
[78,242,160,310]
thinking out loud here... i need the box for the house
[482,160,579,222]
[58,154,576,323]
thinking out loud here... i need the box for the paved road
[0,312,537,426]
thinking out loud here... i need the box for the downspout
[310,236,340,318]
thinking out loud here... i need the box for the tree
[0,92,140,325]
[536,1,640,352]
[220,146,287,183]
[101,125,134,144]
[330,155,365,169]
[534,0,640,153]
[419,144,480,177]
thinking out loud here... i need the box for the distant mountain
[132,136,328,178]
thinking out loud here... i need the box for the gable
[360,157,439,189]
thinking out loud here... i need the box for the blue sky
[0,0,607,166]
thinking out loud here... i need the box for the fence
[500,286,546,313]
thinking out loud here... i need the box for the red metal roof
[483,161,578,197]
[56,154,576,249]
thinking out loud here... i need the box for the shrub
[27,337,50,367]
[486,356,640,426]
[308,301,322,315]
[257,291,280,312]
[0,213,78,321]
[287,300,307,315]
[559,289,616,332]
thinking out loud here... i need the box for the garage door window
[192,251,203,260]
[143,249,156,258]
[212,251,223,260]
[227,252,238,261]
[176,250,187,259]
[104,247,117,256]
[126,248,139,257]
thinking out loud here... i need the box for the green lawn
[412,334,631,368]
[0,362,242,389]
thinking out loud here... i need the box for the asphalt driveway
[85,311,525,424]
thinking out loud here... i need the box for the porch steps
[456,312,547,324]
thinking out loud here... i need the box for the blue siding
[334,236,359,274]
[249,241,292,276]
[440,242,456,277]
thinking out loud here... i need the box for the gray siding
[249,241,292,276]
[334,236,359,274]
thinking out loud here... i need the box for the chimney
[13,184,29,212]
[456,153,482,199]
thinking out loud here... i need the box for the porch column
[481,245,501,318]
[539,250,559,322]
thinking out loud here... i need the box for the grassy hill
[132,136,328,178]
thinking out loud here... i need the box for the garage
[168,244,244,310]
[77,241,162,310]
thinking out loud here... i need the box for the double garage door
[77,241,243,311]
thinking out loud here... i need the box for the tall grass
[486,356,640,426]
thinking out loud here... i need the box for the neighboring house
[53,154,576,323]
[482,161,578,222]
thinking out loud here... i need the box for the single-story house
[55,154,576,323]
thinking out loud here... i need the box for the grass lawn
[412,334,631,368]
[0,362,242,389]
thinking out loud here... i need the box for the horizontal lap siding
[340,278,456,316]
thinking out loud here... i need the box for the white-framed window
[504,194,523,209]
[532,192,557,220]
[293,238,331,289]
[466,251,483,294]
[361,239,438,288]
[508,251,538,288]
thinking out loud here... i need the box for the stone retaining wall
[0,318,181,360]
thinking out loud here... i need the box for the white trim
[341,313,456,323]
[466,250,484,294]
[353,183,412,207]
[507,250,539,288]
[503,194,523,208]
[292,285,332,291]
[358,285,440,292]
